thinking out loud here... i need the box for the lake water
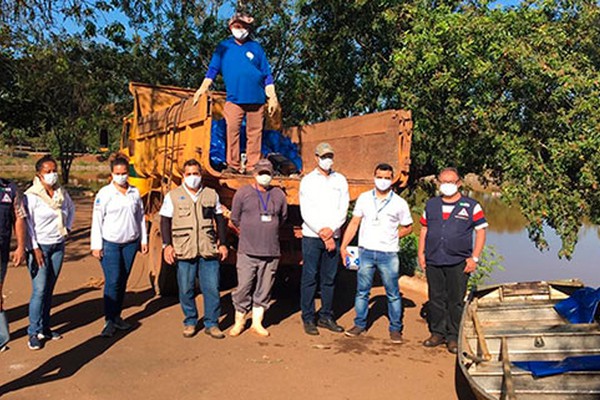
[475,193,600,287]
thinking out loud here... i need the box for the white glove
[193,78,213,105]
[265,84,279,116]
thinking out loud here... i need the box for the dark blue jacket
[0,179,18,246]
[424,196,484,266]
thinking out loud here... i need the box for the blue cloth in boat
[554,287,600,324]
[513,355,600,378]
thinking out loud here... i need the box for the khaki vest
[170,185,219,260]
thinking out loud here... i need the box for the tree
[291,0,600,258]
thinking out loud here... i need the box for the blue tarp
[210,118,302,172]
[513,355,600,378]
[554,287,600,324]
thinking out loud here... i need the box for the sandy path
[0,196,465,400]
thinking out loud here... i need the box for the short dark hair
[110,156,129,172]
[438,167,461,180]
[374,163,394,176]
[35,154,57,173]
[183,159,202,170]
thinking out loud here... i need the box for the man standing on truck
[299,143,349,336]
[229,159,287,337]
[0,177,26,352]
[159,159,229,339]
[418,167,487,354]
[340,163,413,344]
[193,12,279,175]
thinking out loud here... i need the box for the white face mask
[374,178,392,192]
[43,172,59,187]
[440,183,459,197]
[318,157,334,171]
[184,175,202,190]
[112,173,128,187]
[231,28,249,41]
[255,174,272,187]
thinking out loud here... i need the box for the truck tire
[148,215,179,296]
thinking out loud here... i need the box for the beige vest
[170,185,219,260]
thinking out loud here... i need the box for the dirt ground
[0,195,468,400]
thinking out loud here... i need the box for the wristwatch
[472,256,479,263]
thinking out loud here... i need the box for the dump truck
[119,82,413,295]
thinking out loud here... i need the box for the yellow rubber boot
[229,311,246,337]
[250,306,269,337]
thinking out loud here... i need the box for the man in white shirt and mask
[340,163,413,344]
[299,143,349,335]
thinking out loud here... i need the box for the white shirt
[159,185,223,218]
[25,191,75,249]
[300,169,349,238]
[91,183,148,250]
[353,189,413,252]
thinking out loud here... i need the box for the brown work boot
[204,326,226,339]
[390,331,403,344]
[182,325,196,338]
[344,326,365,337]
[447,339,458,354]
[423,334,446,347]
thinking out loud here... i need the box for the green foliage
[468,245,505,290]
[2,0,600,258]
[399,233,419,277]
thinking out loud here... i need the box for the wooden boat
[458,280,600,399]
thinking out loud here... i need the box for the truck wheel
[148,215,179,296]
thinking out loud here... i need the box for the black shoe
[303,322,319,336]
[317,318,344,333]
[222,167,241,175]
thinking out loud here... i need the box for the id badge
[261,214,272,222]
[371,218,381,226]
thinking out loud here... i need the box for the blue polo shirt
[206,37,274,105]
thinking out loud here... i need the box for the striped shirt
[420,202,488,230]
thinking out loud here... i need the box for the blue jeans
[27,242,65,337]
[100,239,139,322]
[300,237,340,323]
[1,248,9,347]
[354,248,403,332]
[0,311,8,348]
[176,257,221,328]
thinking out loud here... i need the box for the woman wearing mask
[91,156,148,338]
[229,159,287,337]
[25,155,75,350]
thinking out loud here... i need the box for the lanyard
[255,186,271,214]
[373,190,392,219]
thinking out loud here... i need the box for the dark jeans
[27,242,65,336]
[100,239,140,322]
[425,261,468,341]
[300,236,340,323]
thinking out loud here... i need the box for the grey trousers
[232,253,279,313]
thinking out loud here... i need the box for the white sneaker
[113,318,132,331]
[100,321,116,338]
[0,345,9,353]
[37,331,63,341]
